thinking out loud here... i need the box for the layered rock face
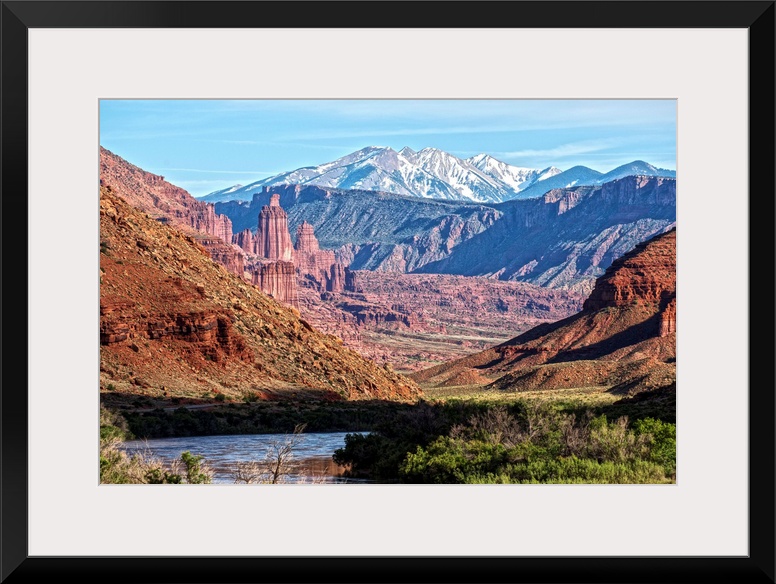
[100,186,421,402]
[247,195,298,305]
[194,236,245,277]
[99,147,243,277]
[659,296,676,337]
[583,229,676,311]
[600,175,676,206]
[413,229,676,395]
[294,221,347,293]
[202,204,233,245]
[345,268,361,293]
[256,194,294,261]
[101,301,251,362]
[327,263,345,293]
[252,261,298,307]
[295,220,320,253]
[295,221,335,274]
[233,228,255,254]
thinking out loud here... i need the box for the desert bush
[230,424,307,484]
[180,451,213,484]
[100,404,133,442]
[588,416,650,463]
[99,436,212,484]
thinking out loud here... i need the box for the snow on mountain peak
[199,147,674,204]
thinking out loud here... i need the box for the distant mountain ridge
[515,160,676,199]
[201,146,674,204]
[416,175,676,292]
[214,176,675,293]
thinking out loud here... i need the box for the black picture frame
[2,2,774,583]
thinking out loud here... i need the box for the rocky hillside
[417,176,676,293]
[99,186,421,403]
[413,229,676,396]
[100,146,243,276]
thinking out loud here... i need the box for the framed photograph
[3,1,773,583]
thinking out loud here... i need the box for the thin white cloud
[153,167,275,175]
[499,139,621,160]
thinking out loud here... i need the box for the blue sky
[100,100,676,197]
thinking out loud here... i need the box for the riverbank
[119,431,364,484]
[104,382,673,441]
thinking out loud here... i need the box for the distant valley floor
[296,270,586,372]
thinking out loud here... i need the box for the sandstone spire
[295,221,320,253]
[293,220,348,293]
[233,228,254,254]
[256,194,294,261]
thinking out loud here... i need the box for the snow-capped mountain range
[200,146,675,204]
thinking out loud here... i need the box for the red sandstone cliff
[294,221,347,293]
[252,261,298,308]
[100,186,421,402]
[327,263,345,294]
[244,195,299,304]
[345,268,361,293]
[413,229,676,395]
[583,230,676,311]
[99,147,243,277]
[233,228,255,254]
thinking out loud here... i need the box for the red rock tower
[256,194,294,261]
[252,261,298,307]
[659,296,676,337]
[295,221,320,253]
[233,228,254,254]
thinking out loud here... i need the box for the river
[119,431,367,484]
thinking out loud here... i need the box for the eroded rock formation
[233,228,254,254]
[201,204,233,245]
[252,261,298,307]
[413,229,677,395]
[294,221,347,293]
[345,268,361,293]
[99,185,421,402]
[256,194,294,261]
[583,231,676,312]
[327,263,345,293]
[659,296,676,337]
[194,236,245,277]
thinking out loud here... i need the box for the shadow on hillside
[547,313,662,363]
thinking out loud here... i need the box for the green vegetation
[100,439,214,484]
[333,399,675,484]
[101,386,675,484]
[100,405,213,484]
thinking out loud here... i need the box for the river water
[120,431,367,484]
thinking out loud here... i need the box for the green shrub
[180,451,212,484]
[633,418,676,475]
[400,437,510,484]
